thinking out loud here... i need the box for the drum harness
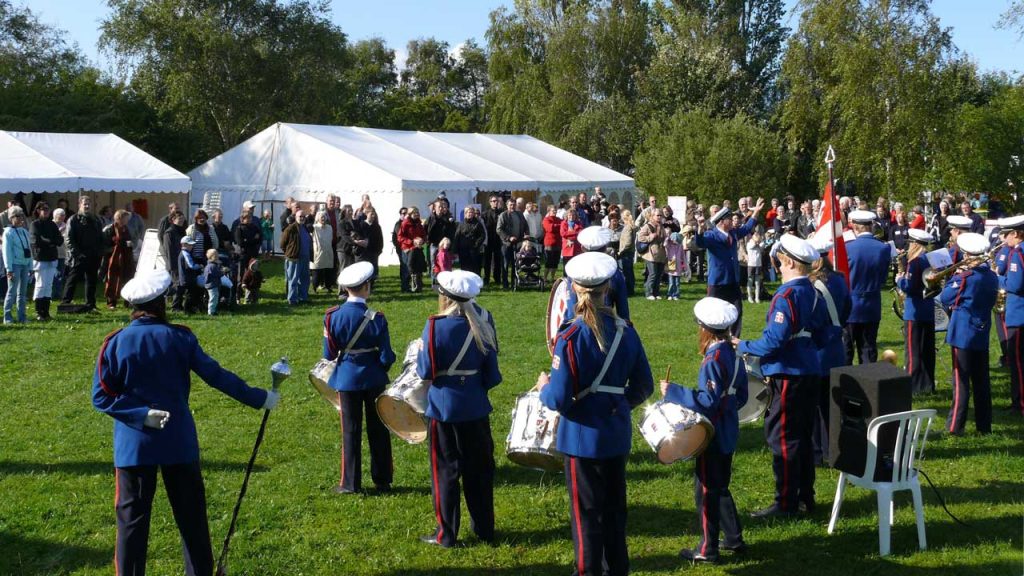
[438,310,492,380]
[339,309,380,357]
[575,318,630,401]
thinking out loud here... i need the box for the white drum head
[546,278,571,356]
[934,302,950,332]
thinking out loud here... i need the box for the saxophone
[891,253,907,320]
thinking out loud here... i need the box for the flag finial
[824,145,836,165]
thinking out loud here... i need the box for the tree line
[1,0,1021,207]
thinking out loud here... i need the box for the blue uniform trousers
[564,454,628,576]
[765,375,817,511]
[845,322,879,364]
[337,388,393,492]
[1008,327,1024,415]
[812,375,831,465]
[115,462,212,576]
[693,447,743,557]
[428,417,495,546]
[906,320,936,394]
[707,283,743,337]
[949,346,992,434]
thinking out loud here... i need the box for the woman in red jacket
[560,208,583,270]
[398,207,427,292]
[542,205,562,283]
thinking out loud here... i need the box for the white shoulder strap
[342,309,377,356]
[813,279,841,327]
[446,327,478,376]
[577,318,628,399]
[722,354,741,397]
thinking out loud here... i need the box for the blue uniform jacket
[814,271,852,375]
[92,317,268,468]
[738,277,829,376]
[940,264,997,351]
[846,233,892,323]
[540,316,653,459]
[695,217,757,286]
[417,309,501,423]
[999,246,1024,327]
[323,300,396,392]
[562,269,630,324]
[664,342,747,454]
[948,245,963,266]
[994,245,1010,275]
[896,254,935,322]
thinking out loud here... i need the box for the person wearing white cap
[896,229,938,394]
[661,297,747,563]
[735,234,829,518]
[992,224,1012,370]
[806,232,851,464]
[945,214,974,265]
[693,197,767,336]
[844,209,892,364]
[560,226,630,323]
[939,232,997,435]
[92,268,279,576]
[416,270,501,547]
[538,251,653,576]
[324,261,396,494]
[997,215,1024,416]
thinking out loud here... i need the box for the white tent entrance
[189,123,635,265]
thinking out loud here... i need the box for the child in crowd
[202,248,223,316]
[242,259,263,304]
[746,231,764,303]
[432,237,454,280]
[261,209,274,257]
[176,237,203,313]
[516,238,542,284]
[664,232,686,301]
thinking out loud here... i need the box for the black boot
[42,297,51,320]
[34,299,47,321]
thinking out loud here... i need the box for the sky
[23,0,1023,76]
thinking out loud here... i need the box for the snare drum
[375,339,430,444]
[506,391,563,472]
[739,355,769,424]
[638,401,714,464]
[308,358,341,411]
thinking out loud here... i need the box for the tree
[999,1,1024,39]
[633,108,788,202]
[779,0,959,202]
[101,0,351,160]
[344,37,399,127]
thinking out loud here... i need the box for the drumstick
[664,365,672,383]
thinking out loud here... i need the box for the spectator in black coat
[425,198,457,280]
[61,195,104,310]
[392,207,409,291]
[481,195,505,286]
[454,206,486,275]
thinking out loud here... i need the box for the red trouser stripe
[113,468,120,576]
[338,392,345,486]
[430,419,444,544]
[950,349,960,432]
[780,378,790,508]
[699,456,710,555]
[570,457,585,574]
[907,320,914,374]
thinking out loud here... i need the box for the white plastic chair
[827,409,936,556]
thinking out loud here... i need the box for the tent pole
[261,123,281,207]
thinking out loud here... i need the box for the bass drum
[505,391,563,472]
[546,277,572,355]
[934,302,950,332]
[738,355,769,424]
[375,339,430,444]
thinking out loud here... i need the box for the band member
[538,251,654,576]
[940,233,998,435]
[417,270,501,547]
[92,269,279,576]
[897,229,938,394]
[325,261,396,494]
[661,297,747,564]
[693,198,766,337]
[807,233,851,464]
[736,235,828,517]
[993,226,1011,368]
[844,210,892,364]
[945,215,974,264]
[998,216,1024,416]
[561,226,630,323]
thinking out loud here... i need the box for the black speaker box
[828,362,912,481]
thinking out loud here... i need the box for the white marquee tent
[189,123,636,264]
[0,131,191,227]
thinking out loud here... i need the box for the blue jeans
[285,259,302,304]
[644,261,665,298]
[207,286,220,315]
[4,264,30,323]
[618,250,636,296]
[667,275,680,298]
[51,259,65,300]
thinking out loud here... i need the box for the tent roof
[0,131,191,194]
[189,123,634,196]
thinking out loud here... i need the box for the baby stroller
[512,239,545,292]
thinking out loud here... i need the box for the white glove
[262,390,280,410]
[144,409,170,429]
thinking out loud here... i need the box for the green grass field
[1,262,1021,575]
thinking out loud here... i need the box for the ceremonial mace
[215,357,290,576]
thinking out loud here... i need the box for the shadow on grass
[495,461,670,487]
[0,459,269,475]
[0,531,110,576]
[378,564,567,576]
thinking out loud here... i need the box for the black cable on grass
[916,467,971,528]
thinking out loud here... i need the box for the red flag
[816,174,850,283]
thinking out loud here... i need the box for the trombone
[922,241,1004,299]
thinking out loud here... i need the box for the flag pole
[825,145,838,269]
